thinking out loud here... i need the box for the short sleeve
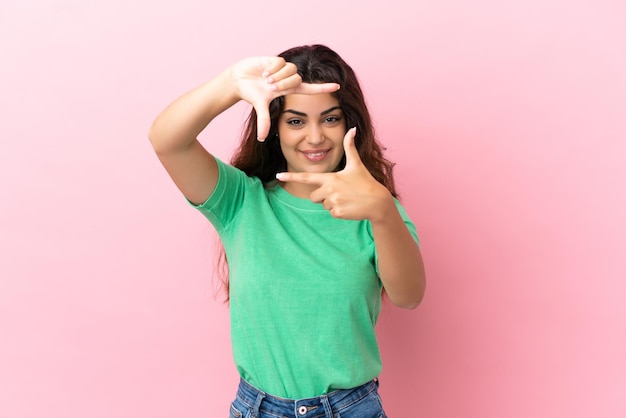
[395,201,420,247]
[187,158,252,233]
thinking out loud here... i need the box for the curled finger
[268,73,303,93]
[265,62,298,85]
[261,57,287,78]
[309,186,330,203]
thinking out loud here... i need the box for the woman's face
[277,93,346,175]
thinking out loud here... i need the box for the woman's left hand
[276,127,395,222]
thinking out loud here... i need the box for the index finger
[275,171,330,185]
[292,82,340,95]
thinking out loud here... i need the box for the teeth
[306,152,326,157]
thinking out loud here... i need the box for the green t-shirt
[192,158,419,399]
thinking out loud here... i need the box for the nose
[306,124,324,145]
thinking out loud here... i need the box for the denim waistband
[235,378,379,417]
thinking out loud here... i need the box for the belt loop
[251,390,266,418]
[320,394,333,418]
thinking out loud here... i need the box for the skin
[148,57,338,206]
[277,127,425,309]
[149,55,425,309]
[277,93,346,198]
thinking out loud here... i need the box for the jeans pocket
[336,389,386,418]
[229,402,243,418]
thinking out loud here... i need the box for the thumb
[343,127,362,168]
[254,101,271,141]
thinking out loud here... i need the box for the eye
[286,119,304,127]
[323,115,342,125]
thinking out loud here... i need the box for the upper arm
[153,139,219,206]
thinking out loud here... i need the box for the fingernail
[262,71,270,77]
[276,172,285,180]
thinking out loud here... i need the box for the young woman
[149,44,426,418]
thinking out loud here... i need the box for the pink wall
[1,1,625,417]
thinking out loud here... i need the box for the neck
[280,181,317,199]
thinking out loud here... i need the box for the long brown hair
[217,44,397,299]
[231,44,397,195]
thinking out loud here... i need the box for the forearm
[371,201,426,309]
[148,68,239,154]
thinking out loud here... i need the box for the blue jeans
[229,378,387,418]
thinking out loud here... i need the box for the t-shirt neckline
[269,182,327,212]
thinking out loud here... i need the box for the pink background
[1,1,625,417]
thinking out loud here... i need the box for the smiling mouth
[301,150,330,161]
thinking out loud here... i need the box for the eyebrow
[282,106,342,117]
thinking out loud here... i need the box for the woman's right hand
[230,57,340,141]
